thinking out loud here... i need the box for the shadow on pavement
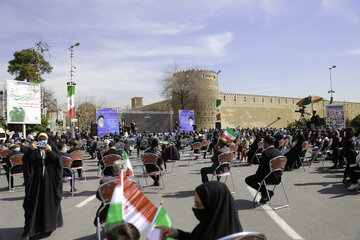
[162,190,195,199]
[0,227,23,239]
[0,196,24,201]
[318,183,360,199]
[234,199,257,210]
[75,190,97,197]
[73,233,97,240]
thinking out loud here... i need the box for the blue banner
[96,108,119,138]
[179,110,195,132]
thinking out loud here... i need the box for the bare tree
[159,63,208,109]
[75,96,97,132]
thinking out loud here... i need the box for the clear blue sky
[0,0,359,108]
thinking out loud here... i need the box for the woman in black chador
[157,181,243,240]
[22,132,63,239]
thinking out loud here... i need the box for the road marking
[246,186,304,240]
[75,195,96,208]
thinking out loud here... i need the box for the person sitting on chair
[144,137,163,186]
[102,141,123,176]
[58,143,76,192]
[68,140,83,179]
[200,137,229,183]
[3,144,24,189]
[245,135,282,203]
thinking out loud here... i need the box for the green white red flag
[145,204,174,240]
[222,127,238,143]
[105,170,157,232]
[124,151,134,177]
[216,99,221,121]
[67,85,75,118]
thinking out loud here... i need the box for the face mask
[38,140,48,148]
[192,206,207,221]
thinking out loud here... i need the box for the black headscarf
[190,181,242,240]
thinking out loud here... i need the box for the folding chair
[253,155,290,210]
[96,179,117,240]
[229,144,240,167]
[8,154,24,192]
[211,152,236,193]
[217,231,267,240]
[201,140,209,159]
[250,141,263,164]
[141,153,164,192]
[99,154,122,177]
[70,150,86,180]
[298,141,312,170]
[190,142,201,165]
[320,138,333,166]
[62,156,75,198]
[0,149,12,175]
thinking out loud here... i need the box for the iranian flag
[216,99,221,121]
[67,85,75,118]
[159,140,169,145]
[145,204,174,240]
[105,170,157,232]
[222,127,238,143]
[124,151,134,177]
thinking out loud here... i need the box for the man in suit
[200,137,229,183]
[245,135,282,203]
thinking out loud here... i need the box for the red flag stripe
[124,176,157,222]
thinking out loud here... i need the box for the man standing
[245,135,282,203]
[22,132,63,239]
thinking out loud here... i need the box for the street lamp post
[67,42,80,138]
[328,65,336,104]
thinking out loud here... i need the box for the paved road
[0,151,359,240]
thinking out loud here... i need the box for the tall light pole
[67,42,80,138]
[328,65,336,104]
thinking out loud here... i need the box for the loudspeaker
[215,122,221,130]
[91,123,98,136]
[192,124,197,131]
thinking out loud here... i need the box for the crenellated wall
[131,69,360,129]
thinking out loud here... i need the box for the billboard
[96,108,119,137]
[7,80,41,124]
[179,110,195,132]
[326,104,345,129]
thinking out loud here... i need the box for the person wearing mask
[245,135,282,203]
[58,142,76,192]
[22,132,63,239]
[157,181,242,240]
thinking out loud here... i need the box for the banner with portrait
[7,80,41,124]
[179,110,195,132]
[326,104,345,129]
[96,108,119,137]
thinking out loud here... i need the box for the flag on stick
[105,170,157,232]
[67,85,75,118]
[145,202,174,240]
[124,151,134,177]
[216,99,221,121]
[222,127,238,143]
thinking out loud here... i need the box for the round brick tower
[172,69,219,130]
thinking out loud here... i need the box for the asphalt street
[0,150,359,240]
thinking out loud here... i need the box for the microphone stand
[265,117,281,128]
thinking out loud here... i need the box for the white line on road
[75,195,96,208]
[246,186,304,240]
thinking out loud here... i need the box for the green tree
[350,115,360,129]
[7,42,52,83]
